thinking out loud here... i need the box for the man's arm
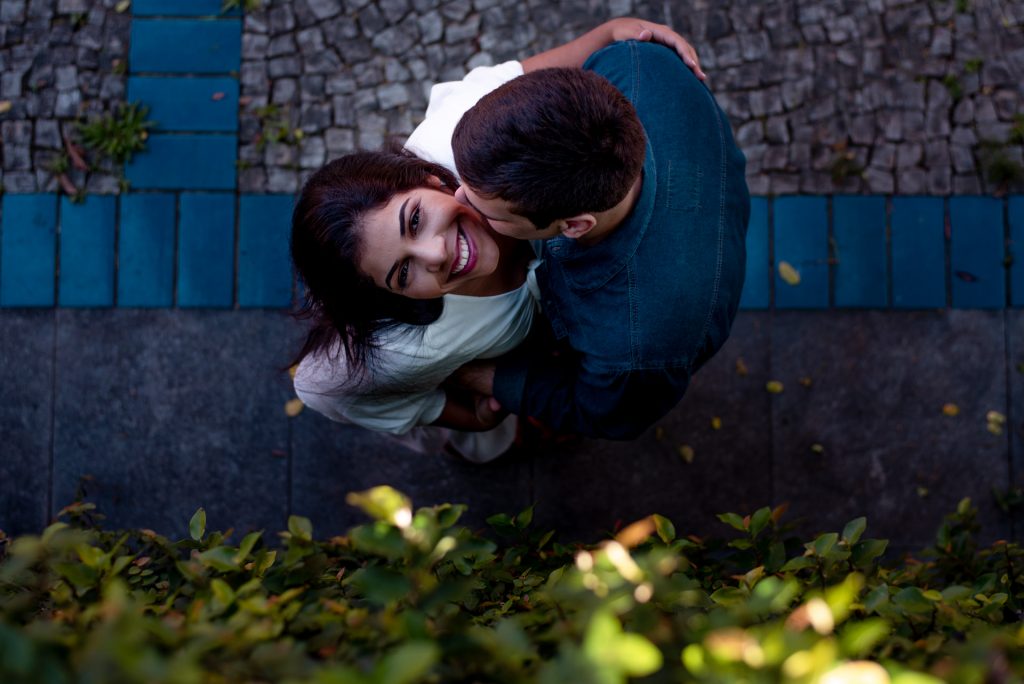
[521,17,705,80]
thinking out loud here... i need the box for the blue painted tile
[739,197,769,310]
[239,195,294,308]
[118,194,176,307]
[59,196,117,307]
[891,197,945,309]
[773,196,828,309]
[1010,197,1024,307]
[130,19,241,74]
[1,195,57,307]
[126,134,236,190]
[833,195,887,308]
[127,77,238,132]
[950,196,1005,309]
[178,193,234,308]
[132,0,239,16]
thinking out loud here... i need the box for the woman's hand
[522,16,705,80]
[607,18,706,81]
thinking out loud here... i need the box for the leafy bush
[1,489,1022,683]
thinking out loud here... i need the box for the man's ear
[558,214,598,239]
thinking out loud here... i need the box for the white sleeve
[294,350,447,435]
[404,60,525,178]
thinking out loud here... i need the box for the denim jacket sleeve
[493,351,690,440]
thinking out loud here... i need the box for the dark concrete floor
[2,309,1020,551]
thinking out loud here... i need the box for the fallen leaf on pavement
[0,101,11,114]
[285,398,304,417]
[678,445,695,463]
[942,403,959,417]
[710,416,722,430]
[735,357,749,376]
[766,380,784,394]
[778,261,801,286]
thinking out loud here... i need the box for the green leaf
[583,610,663,677]
[891,672,946,684]
[749,507,772,538]
[940,585,972,602]
[373,641,440,684]
[851,539,888,567]
[189,508,206,541]
[709,587,747,606]
[841,517,867,545]
[893,586,934,614]
[780,556,816,572]
[863,583,890,612]
[54,561,99,591]
[810,532,838,556]
[347,566,412,605]
[716,512,747,532]
[288,515,313,542]
[840,617,890,656]
[210,578,236,606]
[197,546,241,572]
[515,505,534,529]
[346,486,413,527]
[236,531,262,562]
[652,514,676,543]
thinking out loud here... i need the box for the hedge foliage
[1,487,1023,683]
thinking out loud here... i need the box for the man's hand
[452,360,497,396]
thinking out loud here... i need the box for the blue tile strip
[1010,196,1024,307]
[833,195,888,308]
[0,195,57,307]
[739,197,769,310]
[177,193,235,308]
[127,77,239,132]
[130,19,242,74]
[891,196,946,309]
[774,196,829,309]
[950,196,1005,309]
[238,195,294,308]
[132,0,239,16]
[126,134,237,190]
[118,193,176,307]
[58,196,117,307]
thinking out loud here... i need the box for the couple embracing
[290,18,750,462]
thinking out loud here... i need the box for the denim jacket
[493,42,750,439]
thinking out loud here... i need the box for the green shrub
[1,489,1022,683]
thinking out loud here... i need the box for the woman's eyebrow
[385,197,413,290]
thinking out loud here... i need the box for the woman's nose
[415,234,447,272]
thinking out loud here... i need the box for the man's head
[452,67,647,239]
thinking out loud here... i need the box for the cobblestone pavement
[1,0,1022,196]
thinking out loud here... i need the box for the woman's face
[357,182,503,299]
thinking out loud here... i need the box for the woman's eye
[410,207,420,236]
[398,260,410,289]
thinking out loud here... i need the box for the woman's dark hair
[290,150,460,372]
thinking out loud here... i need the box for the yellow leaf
[735,357,749,376]
[710,416,722,430]
[942,403,959,417]
[778,261,801,286]
[810,443,825,455]
[917,486,929,498]
[0,100,11,114]
[115,0,130,12]
[288,364,298,380]
[284,398,304,417]
[678,445,695,463]
[986,410,1006,425]
[766,380,784,394]
[987,422,1004,436]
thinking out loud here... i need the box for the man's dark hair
[290,150,458,372]
[452,67,647,230]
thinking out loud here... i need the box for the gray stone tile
[772,311,1011,548]
[530,313,775,542]
[52,311,297,540]
[291,413,531,535]
[1005,311,1024,540]
[0,310,54,536]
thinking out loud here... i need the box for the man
[448,41,750,440]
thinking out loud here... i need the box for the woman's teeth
[451,228,470,276]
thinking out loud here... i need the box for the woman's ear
[426,174,445,188]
